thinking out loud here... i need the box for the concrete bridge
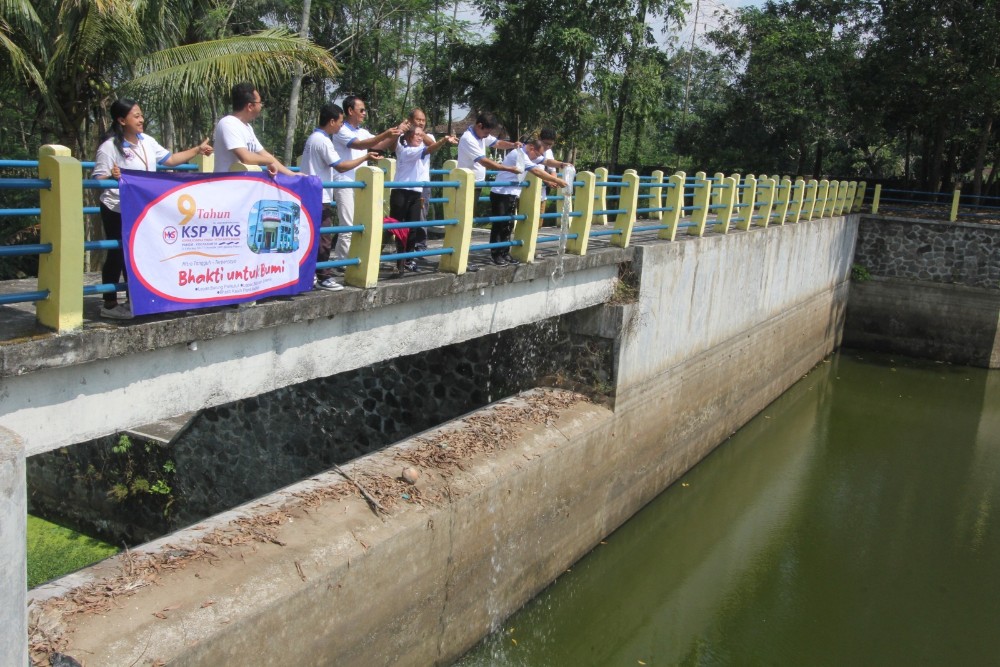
[0,160,865,664]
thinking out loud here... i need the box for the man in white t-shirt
[213,83,295,176]
[300,103,381,291]
[456,111,522,182]
[329,95,409,262]
[538,127,574,225]
[489,138,568,265]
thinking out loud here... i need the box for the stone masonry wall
[27,313,613,544]
[854,216,1000,288]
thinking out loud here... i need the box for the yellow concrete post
[950,188,961,222]
[611,170,640,247]
[774,178,792,225]
[757,177,777,228]
[229,162,264,172]
[566,171,595,255]
[594,167,609,225]
[871,184,881,213]
[194,153,214,173]
[789,179,806,223]
[736,175,757,231]
[378,157,396,216]
[713,176,738,234]
[36,145,84,332]
[711,172,725,210]
[343,166,384,288]
[818,180,839,218]
[439,167,475,274]
[835,180,847,215]
[443,159,457,171]
[649,169,665,221]
[660,172,685,241]
[843,181,858,214]
[853,181,867,213]
[804,179,819,220]
[689,172,711,236]
[511,172,544,263]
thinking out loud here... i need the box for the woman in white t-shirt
[92,99,212,319]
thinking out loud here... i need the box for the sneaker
[466,263,480,273]
[405,260,418,272]
[492,255,508,266]
[100,303,133,320]
[317,277,344,291]
[503,253,520,266]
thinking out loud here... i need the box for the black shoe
[492,255,508,266]
[503,253,520,266]
[466,263,480,273]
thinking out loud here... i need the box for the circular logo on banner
[162,226,178,244]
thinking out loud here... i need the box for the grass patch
[27,515,119,588]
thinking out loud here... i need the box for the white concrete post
[0,426,27,667]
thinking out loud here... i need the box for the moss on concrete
[27,515,118,588]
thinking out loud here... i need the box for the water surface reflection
[457,351,1000,665]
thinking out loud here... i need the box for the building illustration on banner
[248,200,301,254]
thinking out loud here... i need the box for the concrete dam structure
[11,213,857,664]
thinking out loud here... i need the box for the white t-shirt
[457,127,498,181]
[300,129,339,203]
[213,115,263,173]
[544,147,556,174]
[491,148,539,197]
[331,122,375,181]
[394,142,430,192]
[93,134,171,211]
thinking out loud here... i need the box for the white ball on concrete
[402,467,420,484]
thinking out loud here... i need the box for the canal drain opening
[27,310,618,554]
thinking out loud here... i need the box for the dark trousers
[390,189,424,251]
[99,203,126,306]
[316,203,337,279]
[489,192,519,258]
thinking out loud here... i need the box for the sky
[450,0,766,52]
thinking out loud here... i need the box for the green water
[456,350,1000,666]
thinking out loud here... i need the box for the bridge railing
[0,145,862,332]
[864,184,1000,223]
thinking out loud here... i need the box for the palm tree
[0,0,339,155]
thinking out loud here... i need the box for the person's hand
[197,137,213,156]
[513,141,523,149]
[366,151,381,161]
[110,166,121,179]
[444,135,458,145]
[554,177,568,188]
[509,165,524,174]
[267,162,279,177]
[397,120,411,133]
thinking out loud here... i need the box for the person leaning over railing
[300,103,380,292]
[391,126,458,273]
[489,137,568,266]
[92,98,213,320]
[213,83,296,177]
[329,95,409,268]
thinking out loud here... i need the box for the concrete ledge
[0,426,26,667]
[0,249,630,379]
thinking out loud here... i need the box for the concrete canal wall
[27,216,858,665]
[845,215,1000,367]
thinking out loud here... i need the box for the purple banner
[119,170,322,316]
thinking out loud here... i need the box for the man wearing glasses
[213,82,296,176]
[329,95,409,263]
